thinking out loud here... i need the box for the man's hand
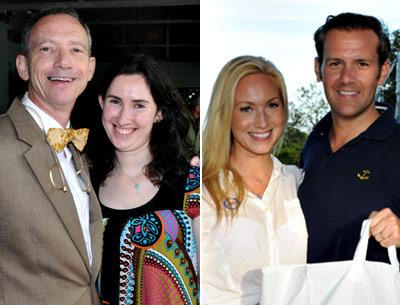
[369,208,400,247]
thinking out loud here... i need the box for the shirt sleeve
[183,165,200,219]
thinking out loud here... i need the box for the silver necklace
[119,166,142,195]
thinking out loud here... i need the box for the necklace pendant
[134,182,141,195]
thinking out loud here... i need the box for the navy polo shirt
[299,106,400,263]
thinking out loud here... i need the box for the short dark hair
[21,7,92,55]
[88,53,192,191]
[314,12,391,66]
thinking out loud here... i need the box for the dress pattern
[101,166,200,305]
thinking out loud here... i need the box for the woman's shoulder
[272,156,304,187]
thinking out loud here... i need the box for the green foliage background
[378,30,400,106]
[277,83,329,166]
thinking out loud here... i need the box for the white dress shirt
[201,156,308,305]
[22,93,93,265]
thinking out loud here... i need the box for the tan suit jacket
[0,98,103,305]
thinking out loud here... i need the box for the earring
[154,117,160,124]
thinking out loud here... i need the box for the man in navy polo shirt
[298,12,400,263]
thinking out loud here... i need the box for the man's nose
[54,49,72,69]
[340,64,356,84]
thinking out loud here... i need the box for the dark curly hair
[87,53,193,192]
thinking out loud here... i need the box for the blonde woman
[201,56,308,304]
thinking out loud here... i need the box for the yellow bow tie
[47,128,89,153]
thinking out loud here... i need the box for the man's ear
[378,60,390,86]
[16,55,29,81]
[98,94,104,110]
[87,56,96,81]
[314,57,322,82]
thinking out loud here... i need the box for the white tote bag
[260,219,400,305]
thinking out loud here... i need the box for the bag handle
[353,219,399,269]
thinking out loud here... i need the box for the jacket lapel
[8,98,92,272]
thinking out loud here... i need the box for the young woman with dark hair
[88,53,200,305]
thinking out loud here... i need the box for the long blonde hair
[202,55,288,219]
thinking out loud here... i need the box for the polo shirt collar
[361,104,396,141]
[312,103,396,142]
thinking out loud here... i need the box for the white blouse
[201,156,308,305]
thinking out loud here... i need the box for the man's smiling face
[315,29,389,121]
[17,13,95,113]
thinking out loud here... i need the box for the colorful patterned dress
[99,166,200,305]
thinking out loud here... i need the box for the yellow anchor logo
[357,169,370,181]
